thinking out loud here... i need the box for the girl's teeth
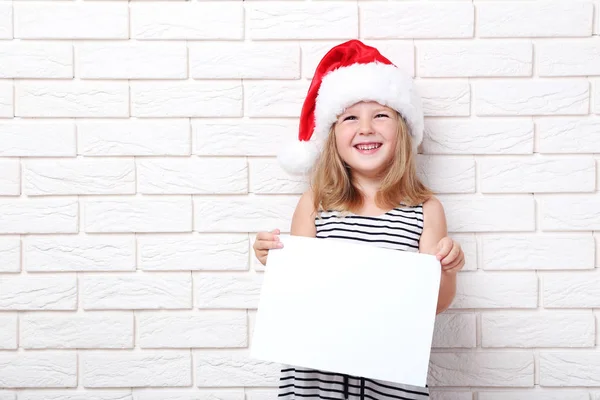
[357,144,380,150]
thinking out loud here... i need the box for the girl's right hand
[253,229,284,266]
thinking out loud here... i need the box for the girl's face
[333,101,399,178]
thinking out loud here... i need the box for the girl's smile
[354,141,383,154]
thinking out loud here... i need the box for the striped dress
[278,203,430,400]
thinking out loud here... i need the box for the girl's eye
[375,113,389,118]
[343,116,357,121]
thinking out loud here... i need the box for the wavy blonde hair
[310,113,432,214]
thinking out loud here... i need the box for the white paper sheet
[250,235,441,387]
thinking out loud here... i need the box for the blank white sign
[251,235,441,388]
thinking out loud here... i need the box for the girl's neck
[352,173,382,201]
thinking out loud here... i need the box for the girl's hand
[253,229,284,266]
[435,237,465,274]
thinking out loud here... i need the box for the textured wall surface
[0,0,599,399]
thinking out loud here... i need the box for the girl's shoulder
[421,195,446,226]
[295,188,319,218]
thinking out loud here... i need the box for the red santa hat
[278,39,424,176]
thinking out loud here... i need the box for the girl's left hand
[435,237,465,274]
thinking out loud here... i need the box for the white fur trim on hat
[277,137,321,176]
[314,62,424,151]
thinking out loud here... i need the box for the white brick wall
[0,1,598,398]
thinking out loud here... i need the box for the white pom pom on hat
[278,39,424,176]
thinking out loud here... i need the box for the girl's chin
[345,162,389,176]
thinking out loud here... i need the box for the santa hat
[278,39,424,176]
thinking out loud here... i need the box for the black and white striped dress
[278,204,430,400]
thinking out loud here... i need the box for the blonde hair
[310,113,432,214]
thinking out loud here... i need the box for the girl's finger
[443,254,464,271]
[441,244,461,266]
[436,237,452,260]
[257,240,283,250]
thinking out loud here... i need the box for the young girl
[253,40,464,400]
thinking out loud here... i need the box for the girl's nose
[357,120,374,135]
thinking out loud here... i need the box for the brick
[474,80,589,116]
[21,312,133,349]
[0,42,72,78]
[14,3,128,39]
[244,81,309,118]
[0,274,76,311]
[137,158,247,195]
[423,118,533,155]
[190,43,300,80]
[194,350,280,387]
[78,42,187,79]
[138,234,249,271]
[596,1,600,35]
[0,392,13,400]
[541,194,600,230]
[245,391,279,400]
[538,39,600,76]
[0,121,75,156]
[248,158,309,194]
[482,311,594,348]
[77,119,190,156]
[16,82,129,118]
[428,352,533,387]
[195,273,263,309]
[432,313,476,349]
[131,2,242,40]
[361,2,473,39]
[247,3,357,40]
[0,159,20,195]
[482,234,595,270]
[452,272,538,309]
[540,352,600,386]
[418,41,531,77]
[416,155,475,194]
[595,79,600,114]
[0,2,11,39]
[0,237,19,272]
[82,351,191,387]
[0,352,77,388]
[0,82,13,117]
[477,2,593,38]
[131,82,242,118]
[19,391,133,400]
[194,195,298,233]
[302,41,414,79]
[193,119,297,157]
[0,198,78,234]
[537,117,600,153]
[415,81,470,117]
[438,195,535,233]
[0,314,17,349]
[24,158,135,195]
[479,391,589,400]
[82,272,192,310]
[480,156,595,193]
[23,235,135,272]
[139,311,247,348]
[135,391,243,400]
[84,196,192,233]
[428,393,472,400]
[597,232,600,268]
[544,272,600,308]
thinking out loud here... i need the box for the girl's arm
[290,189,318,237]
[419,196,456,315]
